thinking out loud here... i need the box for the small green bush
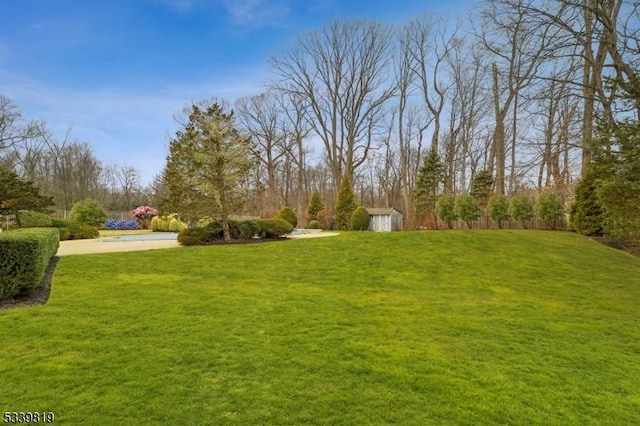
[255,218,294,238]
[536,191,564,230]
[509,194,534,227]
[488,194,510,228]
[71,198,107,227]
[17,211,52,228]
[237,220,260,239]
[275,207,298,228]
[150,216,160,231]
[455,194,480,229]
[350,206,370,231]
[308,220,321,229]
[0,228,59,301]
[57,228,71,241]
[177,228,209,246]
[436,194,457,229]
[169,218,180,232]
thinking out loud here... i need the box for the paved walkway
[56,231,339,256]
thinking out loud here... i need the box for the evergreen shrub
[350,206,370,231]
[275,207,298,228]
[0,228,59,301]
[17,211,52,228]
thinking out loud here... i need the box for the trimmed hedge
[0,228,59,301]
[17,211,53,228]
[255,218,294,238]
[51,218,98,240]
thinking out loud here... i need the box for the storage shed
[367,208,403,232]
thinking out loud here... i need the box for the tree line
[3,0,639,236]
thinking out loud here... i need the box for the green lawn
[1,231,639,425]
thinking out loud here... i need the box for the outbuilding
[366,208,403,232]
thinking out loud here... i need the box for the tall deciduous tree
[164,101,254,241]
[271,18,395,187]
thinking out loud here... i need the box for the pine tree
[414,147,444,227]
[335,175,357,230]
[307,191,324,221]
[164,101,254,241]
[0,166,53,225]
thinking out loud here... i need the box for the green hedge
[51,218,98,240]
[17,211,53,228]
[255,218,294,238]
[0,228,59,301]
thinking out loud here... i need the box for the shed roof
[366,207,402,216]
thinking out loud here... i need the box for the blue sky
[0,0,473,185]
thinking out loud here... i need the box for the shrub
[237,220,260,239]
[71,198,107,227]
[509,194,534,228]
[57,227,71,241]
[177,228,209,246]
[150,216,160,231]
[455,194,480,229]
[169,218,180,232]
[17,211,52,228]
[0,228,59,301]
[488,194,510,229]
[316,209,335,230]
[536,191,564,230]
[308,220,321,229]
[436,194,457,229]
[350,206,370,231]
[51,217,98,240]
[275,207,298,228]
[255,218,294,238]
[131,206,158,229]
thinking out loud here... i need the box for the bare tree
[271,18,395,188]
[479,0,556,195]
[0,94,40,153]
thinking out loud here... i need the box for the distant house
[366,208,403,232]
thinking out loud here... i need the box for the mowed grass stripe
[1,231,639,425]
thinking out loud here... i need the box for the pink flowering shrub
[131,206,159,229]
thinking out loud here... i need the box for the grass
[1,230,640,424]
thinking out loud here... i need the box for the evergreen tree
[569,169,604,236]
[414,147,444,227]
[307,191,324,221]
[335,174,357,230]
[470,170,494,209]
[164,101,254,241]
[0,166,53,225]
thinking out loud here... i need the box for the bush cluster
[275,207,298,228]
[17,211,52,228]
[51,218,99,240]
[177,218,292,246]
[0,228,59,301]
[151,215,187,232]
[105,219,139,230]
[435,192,563,229]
